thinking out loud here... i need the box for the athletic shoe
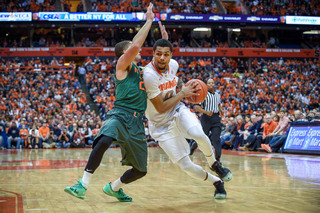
[103,182,132,202]
[265,144,273,153]
[214,180,226,199]
[64,178,87,199]
[211,161,232,182]
[257,147,266,152]
[262,144,272,153]
[189,141,198,155]
[238,146,249,151]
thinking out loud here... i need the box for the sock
[82,171,92,189]
[111,178,124,191]
[204,172,221,183]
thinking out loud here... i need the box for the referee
[193,78,223,162]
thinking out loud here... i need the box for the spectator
[82,123,93,147]
[7,122,21,149]
[71,127,85,148]
[52,124,70,148]
[28,124,41,148]
[38,122,51,148]
[92,124,100,137]
[0,124,6,149]
[19,124,29,148]
[221,117,237,148]
[261,110,291,153]
[78,65,87,84]
[231,115,246,150]
[254,113,278,151]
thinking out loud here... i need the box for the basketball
[185,79,208,104]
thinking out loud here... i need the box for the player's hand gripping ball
[185,79,208,104]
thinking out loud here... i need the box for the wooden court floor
[0,148,319,213]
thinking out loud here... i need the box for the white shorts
[152,105,203,163]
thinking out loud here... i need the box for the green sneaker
[103,182,132,202]
[64,178,87,199]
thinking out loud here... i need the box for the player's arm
[116,3,154,79]
[218,104,224,116]
[194,105,212,116]
[271,124,280,135]
[149,83,199,114]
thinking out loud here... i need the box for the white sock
[82,171,92,189]
[111,178,124,191]
[177,156,220,184]
[205,172,221,183]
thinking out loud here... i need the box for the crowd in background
[0,55,319,150]
[1,0,56,12]
[0,58,102,149]
[2,26,319,49]
[1,0,319,16]
[246,0,320,16]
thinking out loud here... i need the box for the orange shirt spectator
[263,120,278,137]
[39,124,50,138]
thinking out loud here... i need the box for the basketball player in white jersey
[143,39,232,199]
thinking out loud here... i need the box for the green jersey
[114,63,147,114]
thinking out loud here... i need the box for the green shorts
[94,106,147,172]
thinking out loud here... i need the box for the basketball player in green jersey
[64,3,154,202]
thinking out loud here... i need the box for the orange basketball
[185,79,208,104]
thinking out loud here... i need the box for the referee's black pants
[200,113,222,162]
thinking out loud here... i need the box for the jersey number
[139,81,145,91]
[164,90,174,100]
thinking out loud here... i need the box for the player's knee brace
[85,136,114,173]
[120,168,147,184]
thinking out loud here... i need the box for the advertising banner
[284,124,320,154]
[0,48,318,58]
[0,12,32,21]
[285,16,320,25]
[161,14,280,24]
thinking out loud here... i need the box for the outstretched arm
[116,3,154,79]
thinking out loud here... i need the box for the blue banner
[161,13,281,24]
[0,12,32,21]
[284,125,320,151]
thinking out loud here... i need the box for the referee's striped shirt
[203,91,220,113]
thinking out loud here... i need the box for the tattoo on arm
[177,78,184,89]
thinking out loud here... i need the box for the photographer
[53,124,70,148]
[70,127,85,148]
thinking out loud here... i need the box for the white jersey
[144,59,183,128]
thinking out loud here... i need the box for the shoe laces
[117,189,127,197]
[72,180,84,189]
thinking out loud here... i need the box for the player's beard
[156,62,167,72]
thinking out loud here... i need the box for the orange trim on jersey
[151,61,169,77]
